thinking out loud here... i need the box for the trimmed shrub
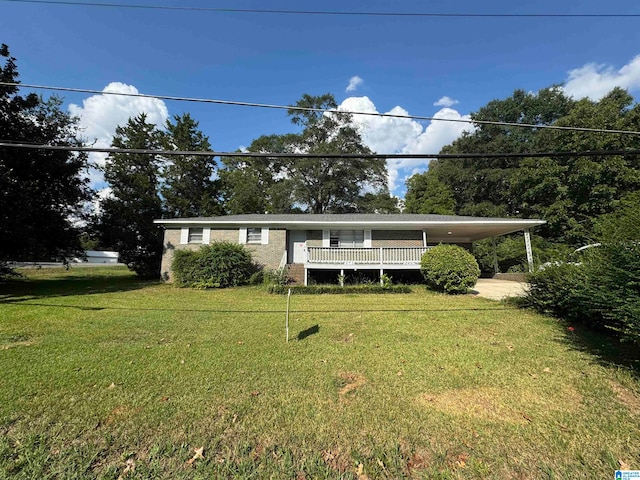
[420,244,480,294]
[171,249,201,287]
[171,242,255,288]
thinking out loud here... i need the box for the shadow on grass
[0,302,514,314]
[297,324,319,340]
[556,324,640,376]
[0,274,153,304]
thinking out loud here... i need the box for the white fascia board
[154,219,546,229]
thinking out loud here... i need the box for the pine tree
[98,114,164,277]
[161,113,222,218]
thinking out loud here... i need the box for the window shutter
[203,228,211,244]
[364,230,372,248]
[180,228,189,245]
[238,228,247,244]
[322,230,330,247]
[261,227,269,245]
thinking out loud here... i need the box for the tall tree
[408,86,640,247]
[160,113,222,218]
[0,44,91,269]
[430,86,575,217]
[98,114,164,278]
[511,88,640,245]
[220,134,298,214]
[285,94,387,213]
[220,93,388,214]
[356,190,400,213]
[404,171,455,214]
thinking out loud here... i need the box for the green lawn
[1,267,639,479]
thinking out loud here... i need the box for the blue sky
[3,0,640,197]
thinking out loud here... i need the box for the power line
[3,82,640,137]
[3,0,639,18]
[1,141,639,159]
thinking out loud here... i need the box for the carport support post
[491,237,499,274]
[524,229,534,273]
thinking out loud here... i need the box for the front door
[289,230,307,264]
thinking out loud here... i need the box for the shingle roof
[154,213,546,241]
[159,213,528,223]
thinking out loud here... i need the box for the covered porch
[285,217,544,286]
[306,246,430,266]
[298,246,430,286]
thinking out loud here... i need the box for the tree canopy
[406,86,640,248]
[97,113,164,277]
[0,44,91,267]
[220,93,389,214]
[160,113,222,218]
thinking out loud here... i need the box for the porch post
[380,268,384,285]
[422,229,427,247]
[524,229,534,273]
[304,267,308,286]
[492,237,499,275]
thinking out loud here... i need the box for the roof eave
[153,219,546,229]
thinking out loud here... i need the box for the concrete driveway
[471,278,528,301]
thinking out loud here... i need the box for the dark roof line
[155,213,545,223]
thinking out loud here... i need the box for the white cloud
[68,82,169,189]
[433,96,459,107]
[338,96,472,193]
[563,54,640,100]
[346,75,364,93]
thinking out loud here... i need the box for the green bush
[525,262,593,325]
[171,242,255,288]
[473,235,572,274]
[525,242,640,342]
[420,244,480,294]
[248,269,264,285]
[263,268,290,286]
[267,284,412,295]
[583,242,640,338]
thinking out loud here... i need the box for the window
[330,230,339,248]
[188,227,203,243]
[329,230,364,248]
[247,228,262,244]
[341,230,364,248]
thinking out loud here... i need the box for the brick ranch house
[154,214,545,285]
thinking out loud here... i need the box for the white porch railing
[306,247,430,265]
[278,250,288,270]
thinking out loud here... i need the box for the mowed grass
[1,267,639,479]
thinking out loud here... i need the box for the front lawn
[1,267,639,478]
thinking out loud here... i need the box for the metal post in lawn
[285,288,291,343]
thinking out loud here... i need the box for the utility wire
[3,82,640,137]
[1,141,639,159]
[3,0,639,18]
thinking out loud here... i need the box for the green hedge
[267,284,412,295]
[525,262,593,325]
[526,242,640,342]
[172,242,255,288]
[420,244,480,294]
